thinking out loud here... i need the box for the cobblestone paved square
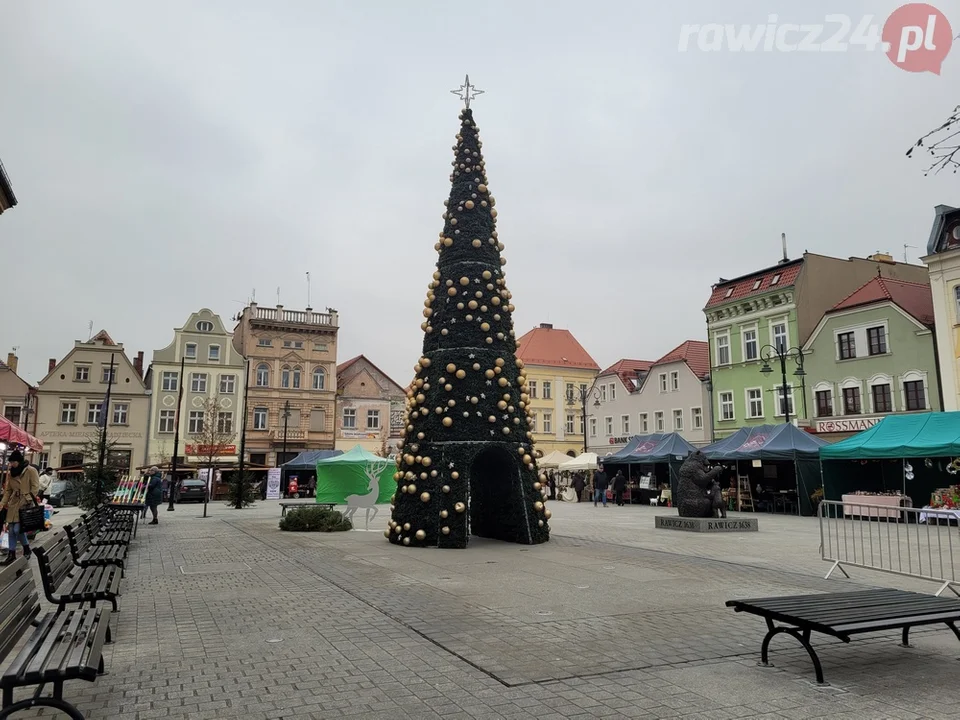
[8,501,960,718]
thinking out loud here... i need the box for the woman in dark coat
[572,472,586,502]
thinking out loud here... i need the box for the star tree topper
[450,74,484,109]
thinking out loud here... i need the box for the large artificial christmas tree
[386,82,550,549]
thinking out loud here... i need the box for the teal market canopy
[820,412,960,459]
[701,424,827,461]
[283,449,342,471]
[601,433,697,464]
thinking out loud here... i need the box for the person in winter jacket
[593,466,609,507]
[0,450,41,564]
[145,467,163,525]
[612,470,627,506]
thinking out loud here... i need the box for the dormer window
[724,288,734,298]
[948,223,960,248]
[752,279,762,290]
[196,321,213,332]
[770,273,781,285]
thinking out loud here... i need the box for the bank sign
[814,417,882,433]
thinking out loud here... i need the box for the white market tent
[538,450,572,469]
[558,452,599,472]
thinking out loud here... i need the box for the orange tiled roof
[336,355,364,375]
[705,259,803,309]
[515,325,600,370]
[829,277,934,325]
[598,359,655,393]
[650,340,710,380]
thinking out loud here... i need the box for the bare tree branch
[908,104,960,175]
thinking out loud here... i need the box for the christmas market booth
[702,424,828,516]
[819,412,960,520]
[0,415,42,453]
[314,445,394,505]
[282,449,343,495]
[600,433,696,504]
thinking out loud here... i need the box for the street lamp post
[281,400,291,495]
[759,344,806,425]
[566,382,602,455]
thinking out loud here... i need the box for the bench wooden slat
[0,560,40,663]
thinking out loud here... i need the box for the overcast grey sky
[1,0,957,387]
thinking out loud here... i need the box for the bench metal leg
[760,624,828,686]
[901,626,911,647]
[0,697,84,720]
[948,621,960,644]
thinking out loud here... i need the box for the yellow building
[516,323,600,457]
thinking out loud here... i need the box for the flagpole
[167,355,187,512]
[95,353,116,505]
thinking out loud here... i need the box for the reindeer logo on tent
[315,446,393,531]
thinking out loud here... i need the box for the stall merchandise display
[930,485,960,509]
[110,475,146,505]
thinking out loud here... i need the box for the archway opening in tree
[469,446,529,543]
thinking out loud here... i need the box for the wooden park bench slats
[86,510,132,546]
[34,533,121,613]
[0,557,110,720]
[64,521,127,577]
[279,501,335,517]
[727,588,960,684]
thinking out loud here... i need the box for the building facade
[705,252,929,438]
[35,331,149,475]
[802,277,941,441]
[335,355,406,454]
[923,204,960,411]
[585,360,653,455]
[232,303,339,466]
[0,353,36,438]
[144,309,246,468]
[515,323,600,456]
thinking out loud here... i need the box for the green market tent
[315,445,394,505]
[820,412,960,508]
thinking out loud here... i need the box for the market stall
[314,445,394,505]
[0,415,42,452]
[820,412,960,520]
[558,452,599,472]
[702,423,828,516]
[600,433,696,504]
[281,449,342,495]
[538,450,573,469]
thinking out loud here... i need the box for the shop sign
[814,417,882,433]
[340,430,381,439]
[609,435,635,445]
[185,444,237,455]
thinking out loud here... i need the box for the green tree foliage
[279,506,352,532]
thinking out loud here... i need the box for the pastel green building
[704,252,930,440]
[801,276,941,442]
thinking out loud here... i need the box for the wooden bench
[85,511,132,547]
[0,557,110,720]
[64,521,127,577]
[279,501,335,517]
[34,532,122,614]
[726,588,960,685]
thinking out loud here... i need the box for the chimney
[5,353,16,374]
[779,232,789,264]
[134,351,144,379]
[48,358,57,373]
[539,323,554,329]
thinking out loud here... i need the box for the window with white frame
[101,365,116,384]
[604,416,613,435]
[543,382,552,400]
[191,373,207,393]
[639,413,648,432]
[60,402,77,424]
[257,338,272,347]
[715,332,731,365]
[543,412,552,433]
[579,414,585,434]
[659,373,668,392]
[621,415,630,434]
[292,367,302,389]
[217,412,233,434]
[599,384,605,402]
[342,408,357,428]
[775,386,795,417]
[208,345,221,362]
[112,403,128,425]
[566,414,575,434]
[772,322,788,353]
[281,366,291,388]
[955,286,960,320]
[743,327,758,361]
[566,383,575,400]
[609,383,616,401]
[283,340,304,349]
[902,372,927,411]
[589,417,597,437]
[196,320,213,332]
[367,409,380,429]
[692,407,703,429]
[185,343,197,359]
[871,383,893,413]
[256,364,269,387]
[74,364,89,382]
[655,411,665,432]
[719,392,734,421]
[86,402,101,425]
[815,385,833,417]
[253,407,268,430]
[188,411,204,434]
[219,375,236,394]
[314,343,328,352]
[528,381,538,399]
[530,412,538,432]
[673,409,683,431]
[3,404,21,425]
[313,367,326,390]
[670,371,679,391]
[842,386,861,414]
[158,410,175,433]
[747,388,764,418]
[161,371,178,391]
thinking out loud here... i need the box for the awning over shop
[819,412,960,459]
[559,452,599,471]
[0,416,42,451]
[539,450,573,469]
[702,423,827,461]
[601,433,696,464]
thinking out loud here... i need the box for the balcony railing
[254,307,336,326]
[269,428,306,441]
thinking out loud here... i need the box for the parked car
[47,479,80,508]
[177,478,208,503]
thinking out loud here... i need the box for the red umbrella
[0,415,43,452]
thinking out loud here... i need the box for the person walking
[0,450,41,564]
[145,466,163,525]
[593,465,609,507]
[612,470,627,506]
[37,467,54,504]
[572,472,586,502]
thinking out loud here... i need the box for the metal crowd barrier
[818,499,960,597]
